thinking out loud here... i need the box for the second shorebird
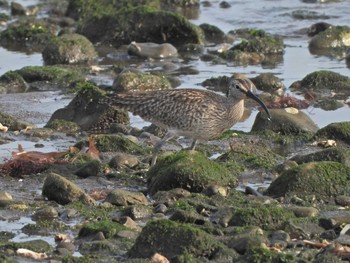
[104,75,271,166]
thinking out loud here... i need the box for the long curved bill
[246,90,271,120]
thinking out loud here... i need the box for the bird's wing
[105,89,225,129]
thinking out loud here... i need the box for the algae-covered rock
[220,29,284,65]
[266,161,350,202]
[250,73,285,95]
[105,189,149,206]
[0,18,55,51]
[75,160,102,178]
[229,206,295,231]
[147,150,237,195]
[199,23,226,44]
[0,65,85,92]
[291,147,350,166]
[0,111,33,131]
[42,33,97,65]
[47,81,129,131]
[217,141,283,174]
[252,108,318,135]
[78,219,126,239]
[289,70,350,100]
[93,134,148,155]
[309,25,350,52]
[129,219,236,261]
[42,172,96,205]
[112,71,171,92]
[75,5,203,47]
[315,122,350,145]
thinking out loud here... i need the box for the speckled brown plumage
[102,75,271,165]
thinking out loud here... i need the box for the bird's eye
[235,84,241,89]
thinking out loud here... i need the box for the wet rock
[112,71,171,92]
[0,70,29,93]
[309,25,350,54]
[127,42,178,59]
[252,108,319,134]
[109,153,139,169]
[123,204,153,220]
[105,189,149,206]
[78,219,126,239]
[45,119,81,133]
[219,1,231,8]
[56,241,75,256]
[75,160,101,178]
[285,221,324,239]
[0,191,13,207]
[93,134,147,155]
[0,18,55,52]
[24,127,54,139]
[308,22,332,37]
[152,188,191,206]
[42,33,97,65]
[199,23,226,44]
[42,172,96,205]
[47,82,129,131]
[117,216,141,231]
[315,122,350,145]
[290,70,350,100]
[291,147,350,166]
[0,65,78,93]
[227,227,267,254]
[288,206,319,217]
[129,219,236,261]
[11,2,27,15]
[228,206,295,230]
[266,161,350,202]
[335,195,350,206]
[32,206,59,220]
[291,10,331,20]
[201,75,231,94]
[169,209,207,224]
[74,4,203,47]
[217,141,283,174]
[0,111,33,131]
[147,150,237,195]
[221,29,284,65]
[250,73,285,95]
[316,97,344,111]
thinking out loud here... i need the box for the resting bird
[102,75,271,166]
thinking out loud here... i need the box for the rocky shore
[0,0,350,262]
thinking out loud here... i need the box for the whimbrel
[103,75,271,166]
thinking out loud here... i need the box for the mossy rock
[47,81,129,131]
[0,18,55,51]
[0,65,85,92]
[291,147,350,166]
[42,172,96,205]
[147,150,237,195]
[112,71,171,92]
[217,141,284,173]
[128,219,236,261]
[309,25,350,50]
[78,219,126,239]
[42,33,97,65]
[45,119,81,133]
[315,122,350,145]
[0,239,52,254]
[0,111,32,131]
[229,206,295,231]
[76,5,203,47]
[290,70,350,96]
[93,134,148,155]
[242,246,296,263]
[199,23,226,44]
[15,65,85,91]
[266,161,350,202]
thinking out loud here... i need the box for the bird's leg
[189,139,198,151]
[151,132,174,167]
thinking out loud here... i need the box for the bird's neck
[228,99,245,122]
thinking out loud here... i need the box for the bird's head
[228,76,271,120]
